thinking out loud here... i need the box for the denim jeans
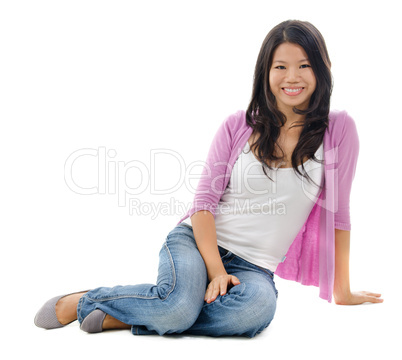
[77,223,278,338]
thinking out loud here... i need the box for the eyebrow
[273,59,310,63]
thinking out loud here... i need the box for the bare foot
[55,292,88,325]
[102,315,131,330]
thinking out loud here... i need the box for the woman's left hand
[334,291,384,305]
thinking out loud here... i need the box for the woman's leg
[183,247,278,338]
[76,224,208,335]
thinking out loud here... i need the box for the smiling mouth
[282,87,304,96]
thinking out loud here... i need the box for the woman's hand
[334,291,384,305]
[204,274,241,304]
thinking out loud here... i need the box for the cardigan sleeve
[186,113,236,219]
[333,111,360,230]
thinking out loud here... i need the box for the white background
[1,0,401,359]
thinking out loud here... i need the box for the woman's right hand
[204,274,241,304]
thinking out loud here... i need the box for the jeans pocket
[256,265,274,280]
[218,247,234,263]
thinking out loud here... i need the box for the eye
[274,65,286,70]
[300,64,311,69]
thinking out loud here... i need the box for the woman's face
[269,42,316,116]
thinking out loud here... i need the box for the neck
[281,110,306,132]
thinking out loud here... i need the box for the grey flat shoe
[34,291,88,330]
[80,309,107,333]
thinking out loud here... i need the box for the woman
[34,19,383,338]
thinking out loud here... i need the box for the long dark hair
[245,20,332,187]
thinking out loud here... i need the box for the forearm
[333,229,352,303]
[190,210,227,281]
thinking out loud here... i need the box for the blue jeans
[77,223,278,338]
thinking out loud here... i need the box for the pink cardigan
[177,109,360,302]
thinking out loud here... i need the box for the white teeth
[284,88,302,92]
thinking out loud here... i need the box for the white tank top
[183,140,324,272]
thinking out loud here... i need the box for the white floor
[7,273,396,360]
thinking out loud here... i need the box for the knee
[235,282,277,337]
[156,298,202,335]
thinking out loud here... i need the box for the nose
[285,67,300,82]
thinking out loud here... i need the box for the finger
[209,286,220,303]
[206,282,220,303]
[231,275,241,285]
[368,295,384,303]
[361,291,383,302]
[219,278,228,296]
[204,289,210,302]
[362,291,382,297]
[204,283,215,302]
[358,294,383,304]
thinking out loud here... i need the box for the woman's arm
[191,210,240,303]
[333,229,383,305]
[182,112,244,303]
